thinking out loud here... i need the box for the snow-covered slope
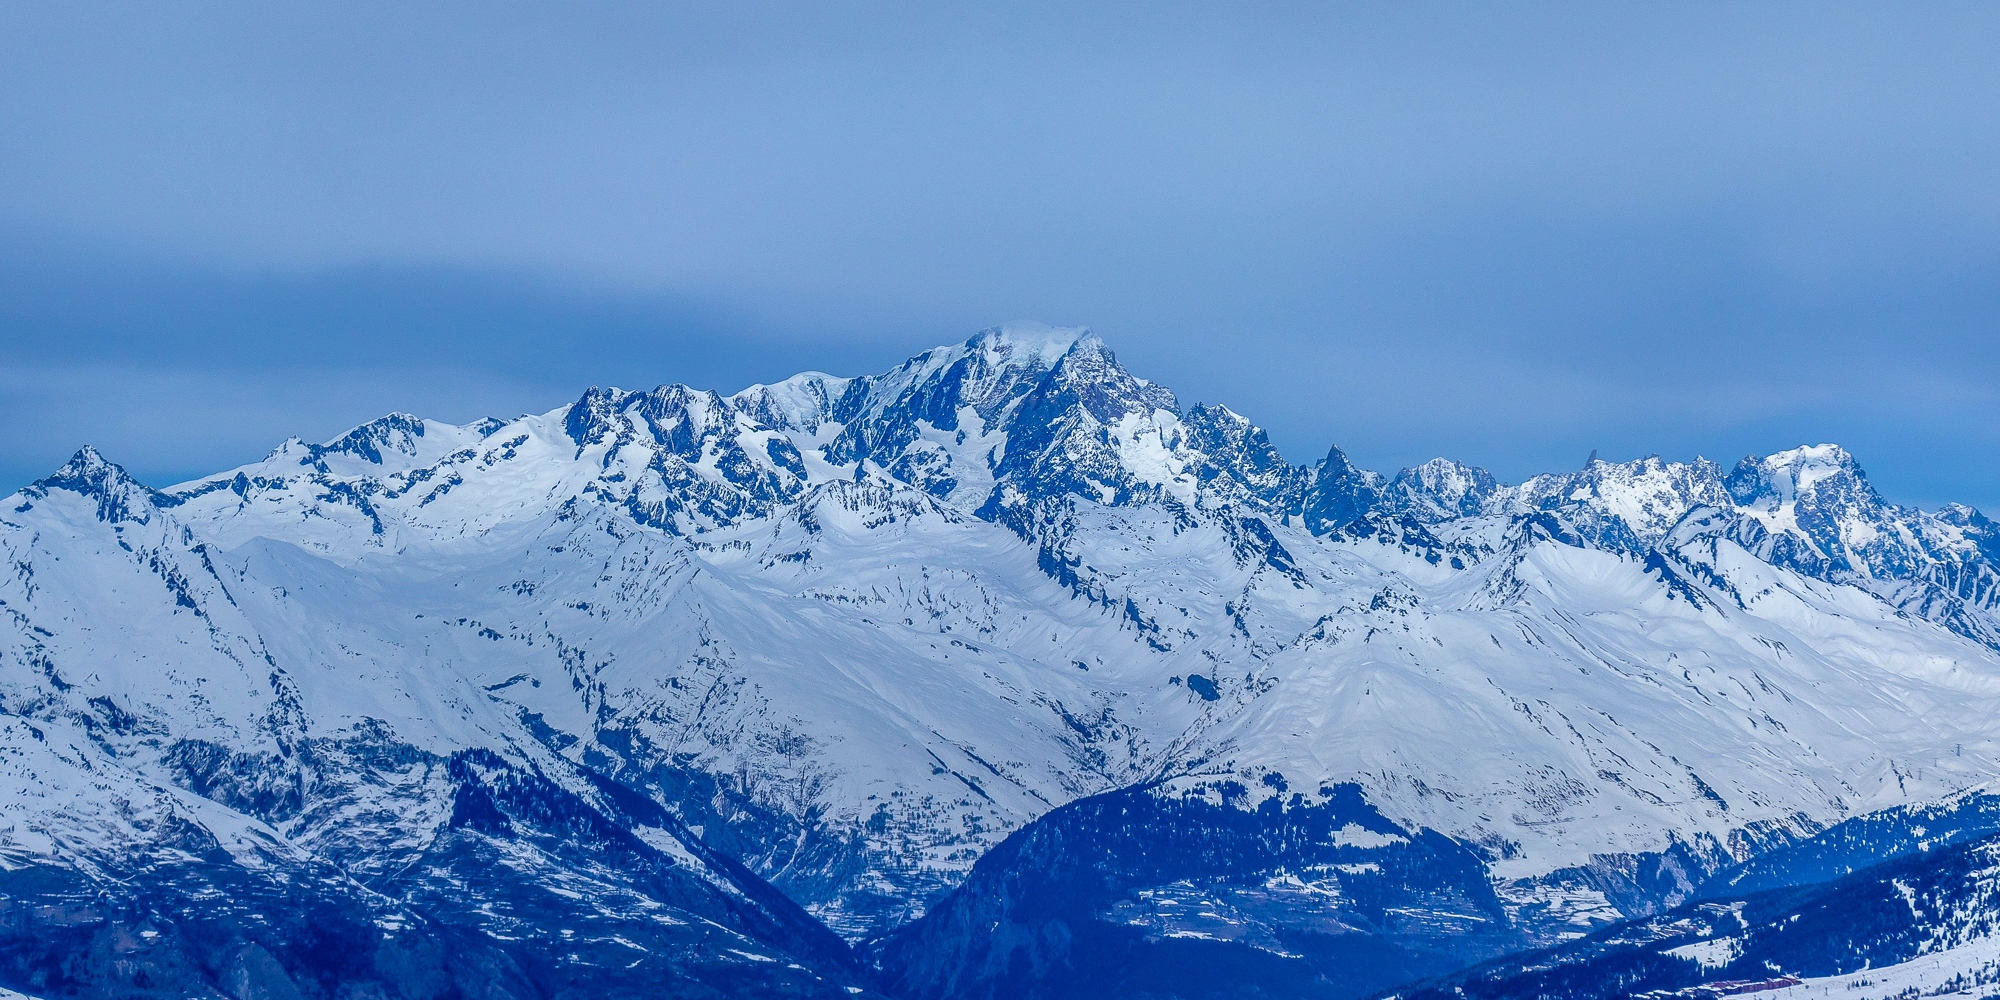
[3,323,1999,996]
[0,448,875,997]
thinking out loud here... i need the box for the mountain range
[3,323,1999,999]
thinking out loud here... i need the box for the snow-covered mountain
[3,322,1998,998]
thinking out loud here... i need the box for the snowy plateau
[4,323,2000,1000]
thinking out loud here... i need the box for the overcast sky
[3,3,1997,509]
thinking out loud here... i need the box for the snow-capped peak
[1387,458,1504,520]
[17,445,175,523]
[970,320,1091,369]
[1514,453,1730,544]
[1936,501,1990,528]
[38,444,124,486]
[315,412,427,460]
[1730,443,1865,506]
[729,371,853,434]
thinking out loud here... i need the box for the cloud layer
[2,4,1996,508]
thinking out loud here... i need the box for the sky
[2,3,1997,509]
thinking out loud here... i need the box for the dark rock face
[1280,446,1382,537]
[986,340,1179,508]
[869,783,1525,1000]
[563,384,816,533]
